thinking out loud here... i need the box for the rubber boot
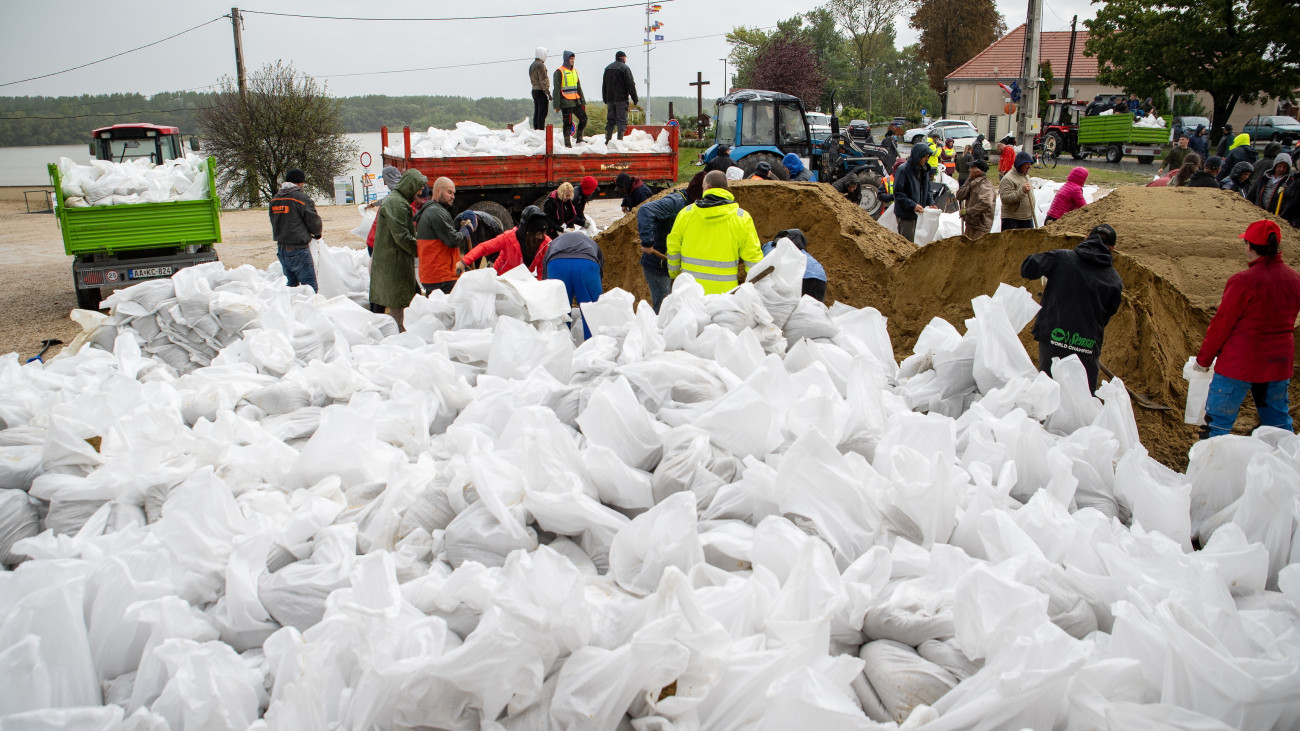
[564,133,572,148]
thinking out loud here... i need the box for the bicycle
[1032,145,1058,169]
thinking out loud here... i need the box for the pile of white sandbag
[384,119,672,158]
[1135,114,1168,129]
[1,239,1298,730]
[57,155,210,208]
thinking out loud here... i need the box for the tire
[739,152,790,180]
[1106,145,1123,164]
[1071,151,1087,160]
[76,286,101,311]
[911,135,924,143]
[858,185,881,218]
[1136,155,1154,165]
[1044,131,1063,158]
[467,200,513,229]
[1045,150,1058,168]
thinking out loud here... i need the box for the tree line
[0,93,705,147]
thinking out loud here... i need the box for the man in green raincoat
[369,169,428,330]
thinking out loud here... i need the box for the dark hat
[970,159,989,172]
[1204,155,1224,170]
[417,184,431,198]
[1090,223,1117,248]
[286,168,306,184]
[519,205,547,233]
[754,161,772,175]
[1223,123,1234,131]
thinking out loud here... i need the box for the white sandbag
[916,638,983,681]
[913,208,942,245]
[859,639,959,724]
[0,489,40,565]
[971,294,1037,393]
[1114,446,1193,551]
[608,492,703,595]
[748,237,806,328]
[576,376,662,472]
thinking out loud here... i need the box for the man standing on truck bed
[553,51,587,148]
[269,168,323,291]
[530,48,550,131]
[602,51,638,143]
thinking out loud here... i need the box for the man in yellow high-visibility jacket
[927,131,943,180]
[552,50,587,148]
[666,170,763,295]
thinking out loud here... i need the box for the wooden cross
[690,72,710,138]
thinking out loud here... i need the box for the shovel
[1099,361,1171,410]
[26,338,63,364]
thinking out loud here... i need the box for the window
[715,103,738,146]
[778,104,807,145]
[741,102,774,145]
[108,138,158,164]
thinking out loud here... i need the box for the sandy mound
[595,180,916,306]
[1045,186,1293,309]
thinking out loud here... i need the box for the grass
[677,146,704,184]
[1022,163,1154,187]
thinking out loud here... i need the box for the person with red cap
[1194,220,1300,437]
[543,177,597,239]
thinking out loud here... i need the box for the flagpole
[645,1,652,124]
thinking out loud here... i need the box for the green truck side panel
[48,157,223,256]
[1077,115,1171,145]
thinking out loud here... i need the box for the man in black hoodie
[892,142,937,243]
[269,168,323,291]
[1020,224,1124,393]
[601,51,639,143]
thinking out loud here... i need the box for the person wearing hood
[1248,152,1294,214]
[999,151,1037,229]
[529,47,551,131]
[926,131,943,180]
[544,231,605,338]
[1193,220,1300,437]
[269,168,324,291]
[972,133,988,162]
[893,142,939,243]
[1222,161,1256,196]
[552,51,587,147]
[1220,133,1257,181]
[1020,223,1124,392]
[615,172,653,212]
[1190,124,1210,158]
[458,205,551,278]
[955,159,995,240]
[1216,124,1235,158]
[1046,167,1090,223]
[1253,142,1283,180]
[414,177,475,295]
[601,51,639,143]
[543,177,596,238]
[750,161,778,180]
[783,152,813,181]
[832,171,861,204]
[365,165,405,256]
[370,168,428,331]
[1188,156,1224,188]
[761,228,826,301]
[666,170,762,295]
[636,189,689,311]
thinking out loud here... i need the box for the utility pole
[690,72,710,139]
[643,2,652,124]
[1017,0,1044,143]
[230,7,247,100]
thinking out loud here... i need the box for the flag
[997,81,1013,96]
[655,34,664,41]
[650,4,662,11]
[643,39,651,44]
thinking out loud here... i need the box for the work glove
[1191,361,1211,373]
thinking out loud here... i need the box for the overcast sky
[1,0,1098,102]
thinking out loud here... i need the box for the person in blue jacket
[615,172,654,212]
[544,231,604,339]
[761,228,827,301]
[635,190,689,311]
[783,152,814,181]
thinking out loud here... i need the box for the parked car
[847,119,872,142]
[1244,115,1300,145]
[805,112,832,141]
[904,119,976,143]
[891,116,909,130]
[1170,115,1210,143]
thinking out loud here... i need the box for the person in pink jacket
[1045,167,1089,222]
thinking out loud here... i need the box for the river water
[0,132,390,198]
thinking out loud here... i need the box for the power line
[241,2,673,22]
[0,107,209,121]
[0,17,226,88]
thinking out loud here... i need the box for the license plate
[128,266,173,279]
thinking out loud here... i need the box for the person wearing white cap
[529,47,550,130]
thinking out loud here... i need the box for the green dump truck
[49,124,221,310]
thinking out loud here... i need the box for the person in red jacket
[1045,167,1089,222]
[998,136,1017,178]
[457,205,551,278]
[1194,220,1300,437]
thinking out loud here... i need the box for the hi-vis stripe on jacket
[665,188,763,295]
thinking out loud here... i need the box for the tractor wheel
[858,185,882,219]
[1044,131,1063,158]
[1106,145,1123,164]
[468,200,514,229]
[739,152,790,180]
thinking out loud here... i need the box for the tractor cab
[702,89,814,180]
[90,123,199,165]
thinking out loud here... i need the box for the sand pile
[595,180,916,306]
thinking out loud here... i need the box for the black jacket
[892,142,936,221]
[1185,170,1221,188]
[616,173,654,210]
[832,172,861,204]
[269,183,323,246]
[1221,145,1258,181]
[544,231,604,276]
[636,191,688,272]
[601,61,638,105]
[1020,225,1124,355]
[543,189,589,239]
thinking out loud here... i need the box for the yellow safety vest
[665,189,763,295]
[560,66,581,100]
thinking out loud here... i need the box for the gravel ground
[0,199,625,362]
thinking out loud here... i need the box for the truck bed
[1077,115,1170,145]
[380,124,679,191]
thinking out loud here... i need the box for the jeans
[642,261,672,313]
[1001,217,1034,230]
[1038,340,1100,394]
[277,246,317,291]
[1204,374,1293,437]
[561,105,588,143]
[898,217,917,242]
[606,101,629,140]
[531,90,549,131]
[548,257,602,338]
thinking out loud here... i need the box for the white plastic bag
[1182,357,1213,425]
[608,491,703,595]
